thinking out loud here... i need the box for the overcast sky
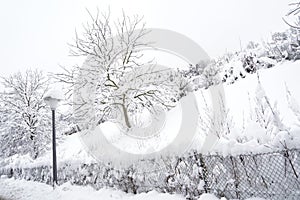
[0,0,291,76]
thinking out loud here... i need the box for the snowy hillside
[222,60,300,129]
[1,61,299,200]
[2,60,300,168]
[202,60,300,156]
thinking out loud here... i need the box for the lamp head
[44,96,61,110]
[44,88,64,110]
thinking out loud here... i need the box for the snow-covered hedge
[1,148,300,200]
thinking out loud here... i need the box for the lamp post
[44,95,62,187]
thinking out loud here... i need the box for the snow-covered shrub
[197,90,233,139]
[286,84,300,123]
[254,74,286,137]
[181,60,222,92]
[265,29,300,61]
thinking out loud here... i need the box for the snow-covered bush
[265,29,300,61]
[254,74,287,136]
[286,84,300,123]
[181,60,221,91]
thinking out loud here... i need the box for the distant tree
[0,69,51,159]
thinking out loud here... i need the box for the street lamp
[44,91,63,187]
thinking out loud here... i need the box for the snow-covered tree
[0,69,51,159]
[54,10,188,129]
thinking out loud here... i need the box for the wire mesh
[201,149,300,199]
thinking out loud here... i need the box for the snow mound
[44,88,64,100]
[0,178,185,200]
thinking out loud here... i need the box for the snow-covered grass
[0,177,265,200]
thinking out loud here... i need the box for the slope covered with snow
[2,61,300,168]
[205,60,300,156]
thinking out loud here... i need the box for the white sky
[0,0,291,76]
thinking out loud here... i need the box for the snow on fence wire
[202,148,300,200]
[1,148,300,200]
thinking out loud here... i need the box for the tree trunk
[121,104,131,128]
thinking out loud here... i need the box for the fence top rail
[185,148,300,159]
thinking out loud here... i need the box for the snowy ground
[0,177,184,200]
[0,178,265,200]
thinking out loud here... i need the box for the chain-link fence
[201,149,300,199]
[1,148,300,199]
